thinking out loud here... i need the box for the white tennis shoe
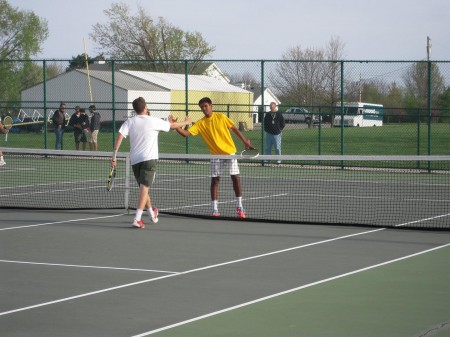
[149,207,159,223]
[0,159,5,166]
[132,219,145,229]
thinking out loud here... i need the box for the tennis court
[1,149,450,336]
[1,209,450,337]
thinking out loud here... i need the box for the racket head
[3,116,13,130]
[240,147,259,159]
[107,167,116,191]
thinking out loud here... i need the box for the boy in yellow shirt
[175,97,252,218]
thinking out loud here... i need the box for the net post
[125,153,130,211]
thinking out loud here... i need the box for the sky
[7,0,450,61]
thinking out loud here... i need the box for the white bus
[334,102,383,127]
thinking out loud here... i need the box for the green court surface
[151,245,450,337]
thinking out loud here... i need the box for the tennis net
[1,148,449,230]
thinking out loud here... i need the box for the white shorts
[210,158,239,177]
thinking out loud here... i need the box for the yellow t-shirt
[188,112,237,155]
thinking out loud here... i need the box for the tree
[383,82,406,123]
[229,72,260,90]
[90,2,215,72]
[0,0,48,60]
[402,62,446,108]
[402,62,446,122]
[270,46,327,107]
[0,0,48,106]
[66,53,105,71]
[324,36,345,105]
[270,37,346,114]
[437,87,450,123]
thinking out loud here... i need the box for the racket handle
[4,133,8,142]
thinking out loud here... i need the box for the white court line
[0,260,178,274]
[160,193,288,212]
[0,213,127,231]
[0,178,102,191]
[131,241,450,337]
[395,213,450,227]
[1,213,447,320]
[289,192,449,203]
[0,226,384,317]
[0,168,36,173]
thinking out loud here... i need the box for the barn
[20,67,255,129]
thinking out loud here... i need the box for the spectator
[52,102,67,150]
[89,105,101,151]
[68,106,83,150]
[264,102,285,164]
[79,108,90,151]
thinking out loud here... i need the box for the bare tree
[324,36,345,104]
[270,46,327,107]
[229,72,260,90]
[323,36,345,125]
[90,2,215,72]
[402,61,445,107]
[270,37,346,114]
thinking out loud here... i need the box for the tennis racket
[2,116,13,142]
[107,166,116,191]
[240,147,259,158]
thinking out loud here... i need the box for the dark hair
[132,97,147,113]
[198,97,212,106]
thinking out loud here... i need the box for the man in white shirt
[111,97,191,228]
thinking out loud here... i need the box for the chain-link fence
[0,59,449,155]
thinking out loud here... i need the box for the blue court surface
[1,209,450,337]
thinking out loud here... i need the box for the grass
[2,123,450,156]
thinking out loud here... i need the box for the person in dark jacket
[264,102,285,164]
[89,105,101,151]
[52,102,67,150]
[68,106,83,150]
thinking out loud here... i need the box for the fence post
[111,60,116,148]
[43,60,48,149]
[340,61,345,168]
[261,60,265,154]
[185,60,189,154]
[427,61,432,171]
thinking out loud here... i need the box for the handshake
[168,115,192,129]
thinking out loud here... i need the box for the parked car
[283,107,319,124]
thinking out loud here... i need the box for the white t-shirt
[119,115,170,165]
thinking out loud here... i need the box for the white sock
[212,200,218,211]
[237,197,243,208]
[135,209,143,220]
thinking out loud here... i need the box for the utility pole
[427,36,432,60]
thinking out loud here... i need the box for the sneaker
[236,207,246,219]
[0,159,5,166]
[212,209,220,217]
[149,207,159,224]
[132,219,145,229]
